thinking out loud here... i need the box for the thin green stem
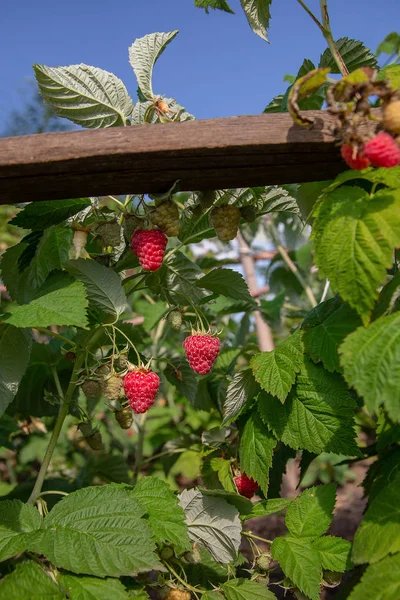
[35,328,75,347]
[319,0,349,76]
[36,490,69,499]
[162,560,206,595]
[277,244,317,308]
[27,328,104,504]
[295,0,325,31]
[132,412,147,484]
[243,531,273,545]
[107,195,126,210]
[141,448,186,467]
[112,325,142,366]
[51,367,65,400]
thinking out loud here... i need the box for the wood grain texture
[0,110,374,205]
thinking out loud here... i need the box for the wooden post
[0,110,376,205]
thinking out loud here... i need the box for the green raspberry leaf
[196,268,254,304]
[129,31,178,100]
[313,186,400,325]
[313,536,352,572]
[10,198,91,229]
[3,275,88,329]
[340,313,400,421]
[258,360,360,456]
[222,368,260,426]
[240,0,272,42]
[131,477,191,554]
[302,297,361,372]
[27,485,159,577]
[319,38,377,73]
[222,578,277,599]
[0,561,64,600]
[0,500,42,562]
[239,410,277,496]
[194,0,235,13]
[251,329,304,402]
[0,325,32,417]
[66,258,127,322]
[285,484,336,538]
[348,553,400,600]
[271,536,322,600]
[59,574,131,599]
[34,64,133,128]
[352,480,400,564]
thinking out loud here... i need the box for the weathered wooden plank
[0,110,369,204]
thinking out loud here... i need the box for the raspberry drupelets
[130,229,167,271]
[234,473,258,499]
[340,143,370,170]
[363,132,400,168]
[123,368,160,414]
[183,333,221,375]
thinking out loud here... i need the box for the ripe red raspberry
[340,143,370,170]
[123,368,160,414]
[234,473,258,499]
[362,132,400,168]
[130,229,167,271]
[210,206,241,242]
[183,334,220,375]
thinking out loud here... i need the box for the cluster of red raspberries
[340,100,400,170]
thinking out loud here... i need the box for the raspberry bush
[0,4,400,600]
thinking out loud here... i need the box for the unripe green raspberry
[81,379,102,401]
[78,422,104,451]
[240,205,257,223]
[115,406,133,429]
[184,545,201,564]
[168,310,183,331]
[383,100,400,135]
[256,553,271,571]
[198,190,216,209]
[102,374,124,401]
[116,354,129,370]
[95,222,122,248]
[123,214,142,241]
[160,546,174,560]
[210,206,241,242]
[150,201,180,237]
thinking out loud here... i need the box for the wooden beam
[0,110,372,205]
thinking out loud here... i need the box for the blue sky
[0,0,398,130]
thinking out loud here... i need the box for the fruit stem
[132,412,147,484]
[27,327,104,505]
[35,327,75,347]
[112,325,142,367]
[162,560,206,595]
[243,531,273,545]
[277,243,317,308]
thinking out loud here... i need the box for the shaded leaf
[59,574,130,600]
[195,0,235,13]
[348,553,400,600]
[242,498,292,521]
[223,577,277,599]
[0,500,42,562]
[0,561,64,600]
[319,38,378,73]
[352,480,400,564]
[239,410,277,496]
[10,198,91,229]
[196,268,253,303]
[66,258,127,321]
[0,325,32,416]
[222,369,260,426]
